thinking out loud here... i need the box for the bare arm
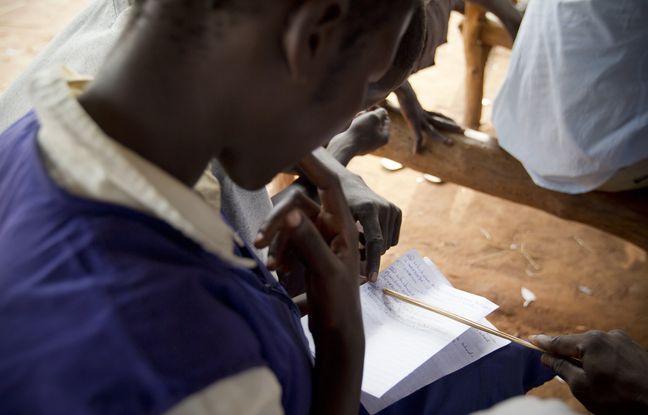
[256,155,365,415]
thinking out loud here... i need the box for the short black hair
[343,0,405,46]
[137,0,404,47]
[369,0,426,93]
[297,0,417,100]
[132,0,415,98]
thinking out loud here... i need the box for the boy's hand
[256,152,364,415]
[339,172,401,283]
[274,146,401,284]
[531,330,648,414]
[255,153,363,338]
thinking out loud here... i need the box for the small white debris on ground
[573,236,594,253]
[521,287,537,308]
[423,174,443,184]
[464,128,491,143]
[520,243,541,271]
[4,48,21,57]
[479,227,492,241]
[578,286,593,296]
[380,158,403,172]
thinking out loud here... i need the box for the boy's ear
[282,0,350,84]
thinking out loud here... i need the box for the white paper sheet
[300,250,508,409]
[356,257,507,413]
[360,319,509,414]
[357,251,499,398]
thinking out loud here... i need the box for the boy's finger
[268,230,291,272]
[285,210,339,280]
[541,354,585,385]
[297,154,349,216]
[362,215,384,282]
[255,190,319,247]
[391,207,402,246]
[379,207,392,253]
[530,334,586,358]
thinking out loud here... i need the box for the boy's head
[365,0,427,106]
[119,0,417,189]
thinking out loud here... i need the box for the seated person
[0,0,552,413]
[493,0,648,194]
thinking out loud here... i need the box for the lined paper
[300,250,508,412]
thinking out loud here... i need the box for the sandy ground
[1,2,646,413]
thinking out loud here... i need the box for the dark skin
[531,330,648,414]
[394,80,462,152]
[77,0,416,413]
[257,154,365,414]
[326,107,391,167]
[390,0,523,153]
[273,108,400,286]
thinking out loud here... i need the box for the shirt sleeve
[164,367,284,415]
[471,396,578,415]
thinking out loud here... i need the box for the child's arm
[256,154,365,415]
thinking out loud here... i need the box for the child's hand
[531,330,648,414]
[255,153,363,339]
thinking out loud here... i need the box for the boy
[0,0,415,413]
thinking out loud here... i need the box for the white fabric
[493,0,648,194]
[31,66,255,269]
[164,367,284,415]
[472,396,577,415]
[0,0,133,131]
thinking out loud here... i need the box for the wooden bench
[371,109,648,251]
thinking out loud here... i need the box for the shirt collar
[31,66,256,269]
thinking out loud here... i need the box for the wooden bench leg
[463,3,488,129]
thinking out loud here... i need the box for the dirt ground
[2,2,646,413]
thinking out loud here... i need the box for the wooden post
[463,3,488,129]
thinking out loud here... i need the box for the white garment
[472,396,577,415]
[493,0,648,194]
[0,0,133,132]
[165,368,283,415]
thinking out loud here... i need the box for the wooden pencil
[383,288,545,352]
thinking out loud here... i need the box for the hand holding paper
[300,250,510,414]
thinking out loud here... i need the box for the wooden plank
[371,110,648,251]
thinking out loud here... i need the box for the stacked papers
[301,250,509,414]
